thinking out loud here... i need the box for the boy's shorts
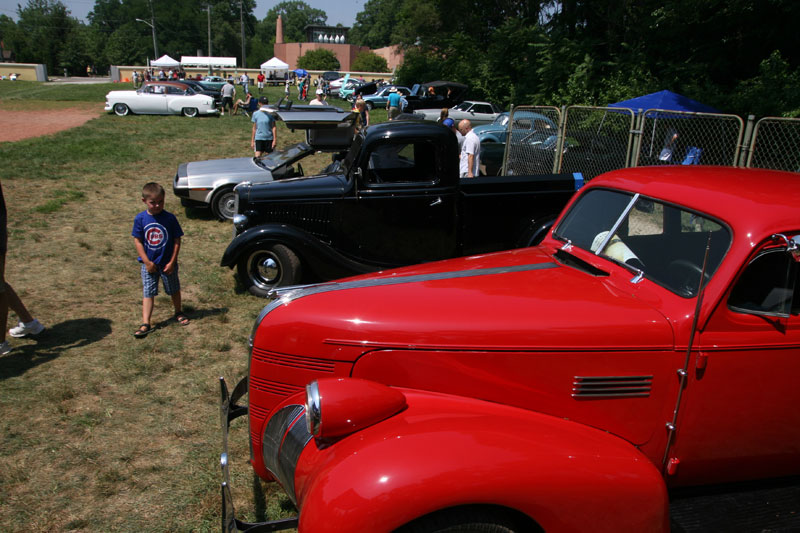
[141,263,180,298]
[255,140,274,153]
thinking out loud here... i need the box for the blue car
[362,86,411,110]
[472,111,558,144]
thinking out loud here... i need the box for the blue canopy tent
[607,89,719,115]
[607,90,719,164]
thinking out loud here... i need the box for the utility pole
[206,4,212,56]
[148,0,158,58]
[240,1,246,67]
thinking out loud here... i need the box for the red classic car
[220,166,800,532]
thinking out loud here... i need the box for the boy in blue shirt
[131,182,188,337]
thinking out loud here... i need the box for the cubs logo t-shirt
[132,210,184,266]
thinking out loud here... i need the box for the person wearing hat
[251,96,277,157]
[442,118,463,150]
[386,87,402,120]
[310,88,326,106]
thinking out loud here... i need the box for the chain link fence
[500,105,798,180]
[501,106,563,175]
[748,118,800,172]
[633,110,743,168]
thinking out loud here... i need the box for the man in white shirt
[309,88,326,106]
[458,119,481,177]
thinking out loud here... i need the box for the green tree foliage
[348,0,397,48]
[351,50,388,72]
[5,0,75,72]
[260,1,326,44]
[297,48,339,70]
[387,0,800,115]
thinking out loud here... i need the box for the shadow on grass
[181,205,218,221]
[150,306,229,331]
[0,317,112,380]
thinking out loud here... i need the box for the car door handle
[430,197,442,207]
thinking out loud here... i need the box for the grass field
[0,81,385,532]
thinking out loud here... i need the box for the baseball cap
[442,118,454,128]
[259,96,269,104]
[316,88,324,95]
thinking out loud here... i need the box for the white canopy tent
[150,54,180,68]
[260,57,289,77]
[180,56,237,68]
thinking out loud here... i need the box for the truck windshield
[553,188,731,297]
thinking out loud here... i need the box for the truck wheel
[237,244,302,297]
[397,508,538,533]
[211,187,236,221]
[113,103,130,116]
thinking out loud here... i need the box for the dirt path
[0,105,102,142]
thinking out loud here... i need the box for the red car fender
[293,388,668,533]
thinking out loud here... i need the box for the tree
[10,0,75,72]
[348,0,397,48]
[351,50,388,72]
[261,1,326,44]
[297,48,339,70]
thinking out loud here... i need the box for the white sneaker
[0,341,11,355]
[9,319,44,338]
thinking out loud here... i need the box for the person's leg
[142,296,154,326]
[5,284,34,324]
[163,267,189,325]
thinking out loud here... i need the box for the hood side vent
[264,203,332,241]
[572,375,653,399]
[252,348,336,373]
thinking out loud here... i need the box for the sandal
[174,312,190,326]
[134,323,152,338]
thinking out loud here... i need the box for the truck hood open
[256,246,675,359]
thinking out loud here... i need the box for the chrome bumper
[219,376,299,533]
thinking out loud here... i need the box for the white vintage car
[105,81,219,117]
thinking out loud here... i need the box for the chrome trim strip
[262,404,310,505]
[266,261,559,309]
[595,193,639,255]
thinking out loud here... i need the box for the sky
[0,0,363,27]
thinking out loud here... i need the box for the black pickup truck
[221,119,584,296]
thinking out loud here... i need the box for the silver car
[414,100,503,126]
[173,105,356,220]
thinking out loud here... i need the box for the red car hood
[256,247,674,359]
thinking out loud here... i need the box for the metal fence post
[739,115,756,167]
[502,104,513,176]
[553,105,567,173]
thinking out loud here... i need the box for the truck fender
[220,224,375,281]
[516,214,558,247]
[293,388,668,533]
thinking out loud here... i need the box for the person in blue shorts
[131,182,189,338]
[251,96,277,157]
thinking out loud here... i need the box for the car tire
[237,244,302,297]
[182,107,199,117]
[211,187,236,221]
[365,101,373,111]
[113,103,130,116]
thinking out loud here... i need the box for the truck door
[667,235,800,485]
[352,138,458,266]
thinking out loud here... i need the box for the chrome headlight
[232,213,248,235]
[305,381,321,436]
